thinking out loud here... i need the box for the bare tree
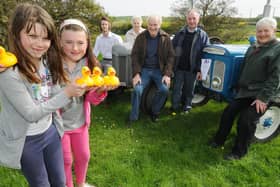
[170,0,248,42]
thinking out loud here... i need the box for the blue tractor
[112,40,280,142]
[193,44,280,142]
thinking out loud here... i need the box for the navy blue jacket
[172,26,209,73]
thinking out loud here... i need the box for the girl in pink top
[59,19,112,187]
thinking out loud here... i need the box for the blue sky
[96,0,280,18]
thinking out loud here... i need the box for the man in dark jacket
[128,15,175,123]
[171,9,209,114]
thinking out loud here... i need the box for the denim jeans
[129,68,169,120]
[171,70,197,110]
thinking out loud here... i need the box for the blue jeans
[21,124,65,187]
[171,70,197,110]
[129,68,169,120]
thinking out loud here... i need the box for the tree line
[1,0,278,48]
[0,0,106,48]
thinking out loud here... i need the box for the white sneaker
[182,106,191,114]
[84,183,96,187]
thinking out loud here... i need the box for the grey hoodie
[0,67,71,169]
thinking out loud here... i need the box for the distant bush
[112,22,131,36]
[112,17,253,43]
[111,16,184,37]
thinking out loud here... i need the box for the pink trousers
[62,125,90,187]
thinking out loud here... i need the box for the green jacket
[131,29,175,77]
[236,39,280,103]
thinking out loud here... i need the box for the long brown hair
[59,23,100,71]
[8,3,67,84]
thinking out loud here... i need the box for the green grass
[1,90,280,186]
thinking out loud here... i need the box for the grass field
[0,89,280,187]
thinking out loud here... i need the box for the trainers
[151,114,159,122]
[127,117,137,127]
[77,183,96,187]
[84,183,96,187]
[208,140,224,149]
[224,153,241,160]
[182,106,192,114]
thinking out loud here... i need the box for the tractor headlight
[212,76,222,88]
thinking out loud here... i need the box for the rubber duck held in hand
[0,46,17,67]
[91,66,104,87]
[104,66,120,86]
[76,66,94,86]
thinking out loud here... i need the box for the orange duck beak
[93,67,102,76]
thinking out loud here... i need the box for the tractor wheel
[140,82,167,114]
[254,105,280,142]
[192,93,209,107]
[192,81,209,107]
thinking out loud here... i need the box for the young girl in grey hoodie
[0,3,86,187]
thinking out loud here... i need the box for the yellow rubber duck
[76,66,94,86]
[0,46,17,67]
[91,66,104,87]
[103,66,120,87]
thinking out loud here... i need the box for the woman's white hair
[256,17,277,29]
[131,16,143,24]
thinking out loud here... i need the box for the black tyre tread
[140,82,167,114]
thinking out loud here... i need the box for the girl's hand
[86,86,99,92]
[96,85,119,92]
[0,64,7,73]
[64,81,86,98]
[95,86,110,93]
[86,85,119,96]
[107,85,119,91]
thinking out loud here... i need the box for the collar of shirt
[187,27,198,33]
[102,31,113,38]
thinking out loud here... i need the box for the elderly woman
[209,17,280,160]
[124,16,145,48]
